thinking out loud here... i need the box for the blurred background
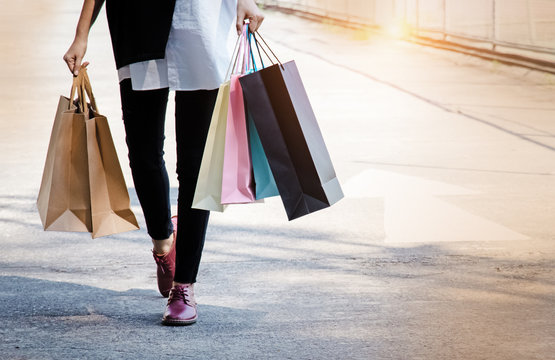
[259,0,555,65]
[259,0,555,48]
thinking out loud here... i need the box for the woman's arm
[63,0,105,75]
[236,0,265,34]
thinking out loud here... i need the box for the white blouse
[118,0,237,91]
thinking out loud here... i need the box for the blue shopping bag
[248,112,279,199]
[242,30,279,200]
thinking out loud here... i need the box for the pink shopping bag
[221,26,256,204]
[221,74,255,204]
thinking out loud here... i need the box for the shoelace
[153,251,172,275]
[169,287,194,305]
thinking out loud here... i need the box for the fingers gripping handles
[69,67,98,116]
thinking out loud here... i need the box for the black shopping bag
[239,60,343,220]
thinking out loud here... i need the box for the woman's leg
[173,89,218,284]
[119,79,173,242]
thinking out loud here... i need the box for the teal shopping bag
[248,112,279,199]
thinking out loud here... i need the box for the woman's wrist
[73,34,88,46]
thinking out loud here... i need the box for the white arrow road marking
[344,169,529,243]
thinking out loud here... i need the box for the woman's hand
[63,0,105,75]
[63,37,89,76]
[236,0,265,34]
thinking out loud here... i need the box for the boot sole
[161,317,197,326]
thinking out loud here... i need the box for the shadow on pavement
[0,276,278,359]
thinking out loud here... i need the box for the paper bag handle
[253,31,283,69]
[68,67,98,115]
[225,21,254,80]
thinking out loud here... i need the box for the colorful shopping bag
[248,113,279,200]
[191,81,230,212]
[239,34,343,220]
[244,33,280,201]
[220,26,256,204]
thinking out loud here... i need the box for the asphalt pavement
[0,2,554,359]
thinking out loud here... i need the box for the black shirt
[105,0,176,69]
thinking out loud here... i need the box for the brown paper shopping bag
[37,79,92,232]
[37,68,139,238]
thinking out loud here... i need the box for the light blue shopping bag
[248,112,279,199]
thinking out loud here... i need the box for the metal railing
[258,0,555,55]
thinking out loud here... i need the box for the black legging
[119,79,218,283]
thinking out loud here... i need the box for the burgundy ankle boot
[152,216,178,297]
[162,283,197,326]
